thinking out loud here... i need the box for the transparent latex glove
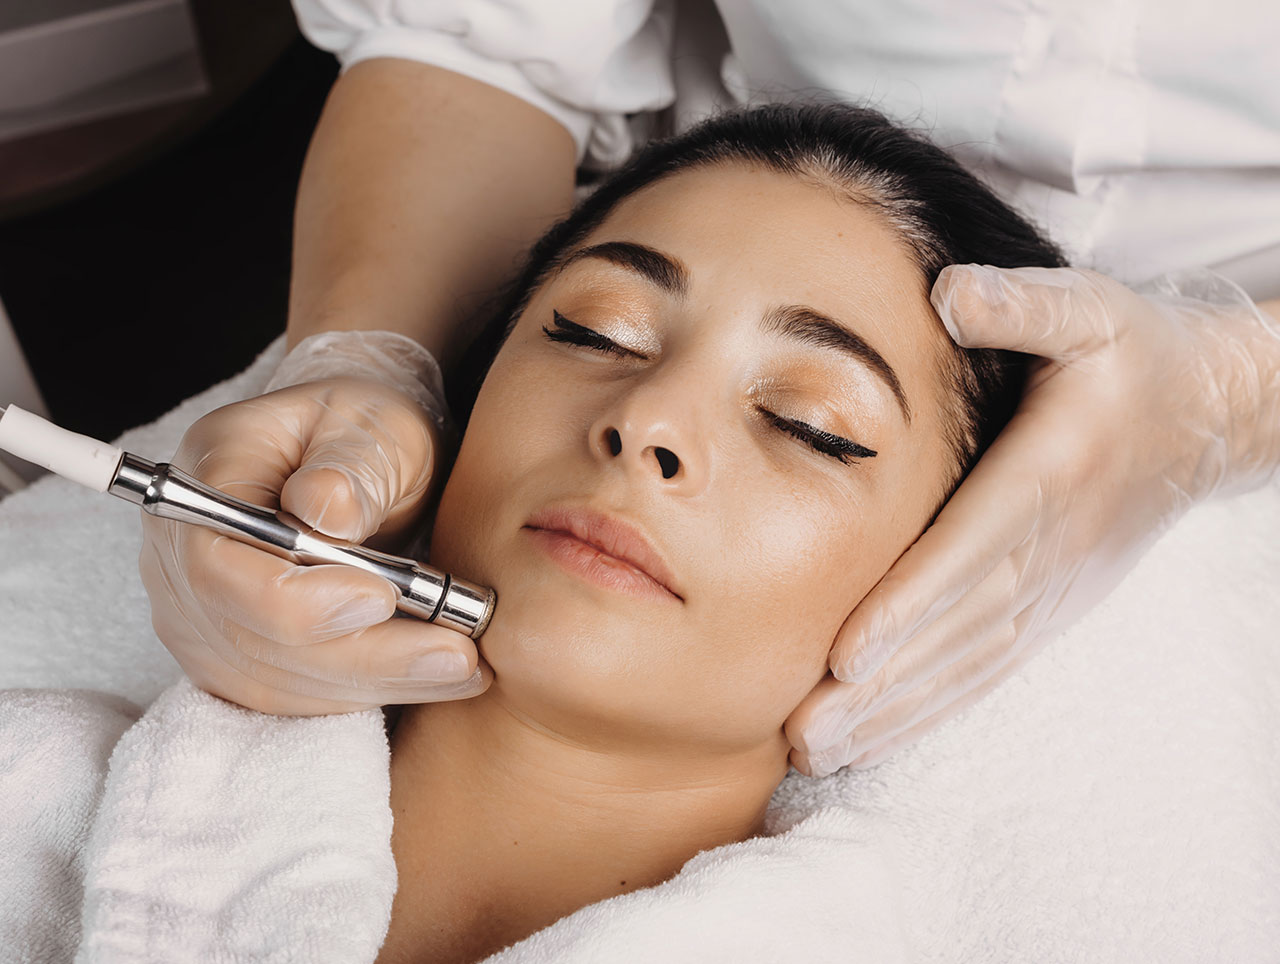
[138,331,491,715]
[787,265,1280,776]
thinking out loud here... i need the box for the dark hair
[451,103,1066,501]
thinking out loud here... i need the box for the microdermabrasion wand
[0,404,494,638]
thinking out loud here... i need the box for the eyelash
[541,311,878,463]
[756,410,877,463]
[542,311,641,358]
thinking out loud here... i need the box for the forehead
[594,162,927,301]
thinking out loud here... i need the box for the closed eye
[758,408,877,463]
[543,311,874,463]
[542,311,647,359]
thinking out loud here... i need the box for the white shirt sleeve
[290,0,678,166]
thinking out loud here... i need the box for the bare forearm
[287,59,577,366]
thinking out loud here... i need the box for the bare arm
[287,59,578,367]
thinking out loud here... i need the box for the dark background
[0,3,338,442]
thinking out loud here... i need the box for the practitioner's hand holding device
[138,330,493,715]
[789,265,1280,776]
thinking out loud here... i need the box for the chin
[478,578,645,679]
[431,512,696,739]
[471,578,690,740]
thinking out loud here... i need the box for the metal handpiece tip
[471,589,496,639]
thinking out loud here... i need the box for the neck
[376,686,788,964]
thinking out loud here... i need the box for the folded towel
[0,689,139,963]
[1,337,1277,962]
[76,681,395,964]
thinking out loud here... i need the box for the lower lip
[523,527,678,602]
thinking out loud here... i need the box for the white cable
[0,406,122,492]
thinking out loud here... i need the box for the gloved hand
[138,330,491,715]
[787,266,1280,776]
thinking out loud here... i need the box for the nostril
[654,447,679,479]
[606,429,622,456]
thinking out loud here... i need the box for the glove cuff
[265,330,452,435]
[1135,267,1270,320]
[1139,268,1280,495]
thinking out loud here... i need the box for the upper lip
[523,504,683,600]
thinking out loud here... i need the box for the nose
[589,389,709,496]
[605,427,680,477]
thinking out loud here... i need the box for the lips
[523,505,682,600]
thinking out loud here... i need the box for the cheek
[688,444,950,736]
[429,353,545,582]
[671,485,879,734]
[434,343,577,521]
[471,349,577,462]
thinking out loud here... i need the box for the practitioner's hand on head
[788,265,1280,776]
[138,332,491,716]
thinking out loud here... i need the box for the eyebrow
[560,240,911,422]
[561,241,689,297]
[761,305,912,423]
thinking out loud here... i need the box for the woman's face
[431,163,958,755]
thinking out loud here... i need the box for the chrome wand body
[0,405,494,638]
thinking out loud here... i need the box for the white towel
[75,681,395,964]
[1,337,1277,962]
[0,689,139,963]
